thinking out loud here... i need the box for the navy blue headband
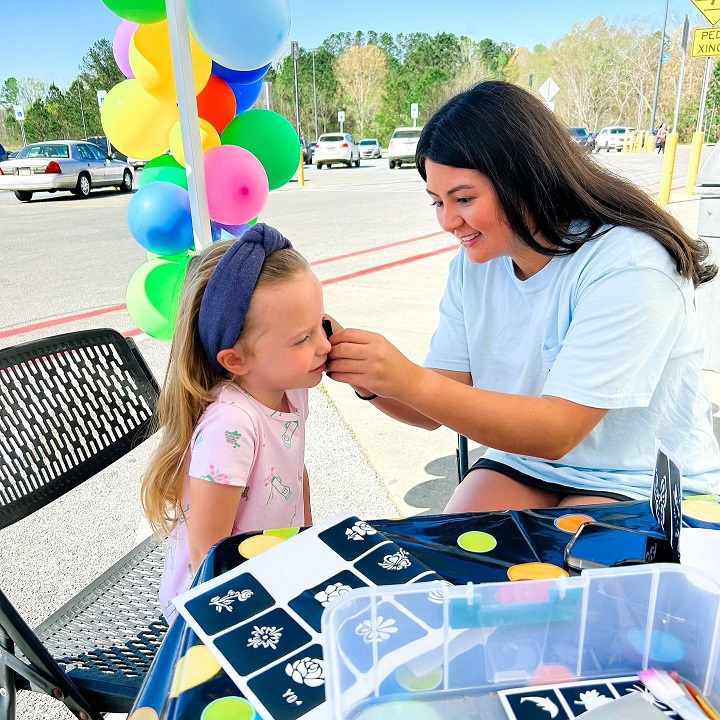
[198,223,292,372]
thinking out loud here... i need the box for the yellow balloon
[129,20,211,103]
[101,80,178,159]
[169,118,220,166]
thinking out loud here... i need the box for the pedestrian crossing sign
[690,0,720,26]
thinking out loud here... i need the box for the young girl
[142,223,331,623]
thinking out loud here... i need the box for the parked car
[0,143,7,162]
[299,137,313,165]
[358,138,382,159]
[586,131,599,152]
[594,126,634,152]
[85,134,128,162]
[388,126,423,168]
[0,140,133,202]
[7,150,19,159]
[566,126,592,153]
[314,133,360,168]
[126,155,148,170]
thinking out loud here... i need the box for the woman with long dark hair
[326,80,720,511]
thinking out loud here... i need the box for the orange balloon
[197,75,237,133]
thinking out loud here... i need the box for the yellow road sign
[692,26,720,56]
[690,0,720,26]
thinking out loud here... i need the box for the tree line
[1,18,718,151]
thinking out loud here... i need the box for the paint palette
[173,512,443,720]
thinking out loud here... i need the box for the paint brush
[638,668,710,720]
[668,671,720,720]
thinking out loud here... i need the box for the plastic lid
[696,142,720,186]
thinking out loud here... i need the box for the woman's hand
[326,328,421,400]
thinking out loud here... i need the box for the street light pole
[312,48,318,141]
[77,84,88,138]
[649,0,670,133]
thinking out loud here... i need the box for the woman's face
[424,160,549,278]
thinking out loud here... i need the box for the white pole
[672,14,690,133]
[312,49,318,141]
[165,0,212,251]
[697,57,713,134]
[649,0,670,133]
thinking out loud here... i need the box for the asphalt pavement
[2,147,719,718]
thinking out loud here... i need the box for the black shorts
[465,458,634,501]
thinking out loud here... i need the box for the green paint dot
[355,700,443,720]
[457,531,497,553]
[201,696,255,720]
[264,526,300,539]
[395,664,443,691]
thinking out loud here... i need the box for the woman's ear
[215,346,248,376]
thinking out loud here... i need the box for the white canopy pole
[165,0,212,251]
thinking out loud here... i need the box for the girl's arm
[327,329,607,460]
[187,477,244,571]
[302,466,313,525]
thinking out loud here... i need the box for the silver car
[0,140,133,202]
[358,138,382,159]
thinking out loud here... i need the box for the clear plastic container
[321,564,720,720]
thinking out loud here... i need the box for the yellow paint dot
[457,531,497,553]
[238,534,285,559]
[128,709,160,720]
[555,514,595,534]
[395,664,443,691]
[682,500,720,523]
[263,526,300,539]
[169,644,222,697]
[507,562,568,582]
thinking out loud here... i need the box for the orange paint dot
[507,562,569,582]
[530,664,575,685]
[555,514,595,534]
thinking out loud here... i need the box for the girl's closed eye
[294,335,310,346]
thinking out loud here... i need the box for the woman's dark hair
[416,81,716,286]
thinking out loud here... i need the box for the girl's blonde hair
[141,241,309,535]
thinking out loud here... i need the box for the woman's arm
[187,477,244,571]
[327,329,607,459]
[302,466,313,525]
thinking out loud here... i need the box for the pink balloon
[204,145,268,225]
[113,20,139,78]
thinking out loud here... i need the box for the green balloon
[144,154,181,170]
[221,109,299,191]
[126,257,189,341]
[139,154,187,189]
[146,249,191,263]
[101,0,166,23]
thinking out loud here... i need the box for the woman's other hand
[326,328,420,400]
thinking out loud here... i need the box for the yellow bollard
[297,149,305,188]
[685,131,704,195]
[657,132,679,205]
[644,132,655,153]
[622,135,630,153]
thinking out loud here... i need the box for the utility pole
[672,15,690,133]
[291,40,300,138]
[649,0,670,133]
[312,48,318,141]
[77,83,88,138]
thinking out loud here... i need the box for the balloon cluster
[101,0,297,340]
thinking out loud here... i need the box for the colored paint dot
[355,700,443,720]
[507,562,568,581]
[457,531,497,553]
[682,500,720,523]
[395,664,443,691]
[201,696,256,720]
[263,526,300,539]
[238,534,285,559]
[529,664,575,685]
[127,708,160,720]
[169,645,221,697]
[555,514,595,534]
[628,627,685,663]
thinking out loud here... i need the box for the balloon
[126,257,189,341]
[169,118,220,166]
[127,182,194,256]
[101,80,178,159]
[228,78,263,114]
[196,75,236,133]
[186,0,290,71]
[129,20,211,103]
[147,249,190,263]
[211,220,251,240]
[211,61,270,85]
[138,154,188,190]
[221,109,299,191]
[112,20,138,78]
[204,145,268,225]
[101,0,166,23]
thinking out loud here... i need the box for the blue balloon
[212,61,270,85]
[187,0,290,71]
[228,78,264,114]
[127,182,194,256]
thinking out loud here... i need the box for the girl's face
[424,160,550,279]
[236,269,331,410]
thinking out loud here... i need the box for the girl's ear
[215,347,248,376]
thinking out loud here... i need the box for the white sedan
[0,140,133,202]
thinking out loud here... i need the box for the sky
[0,0,705,88]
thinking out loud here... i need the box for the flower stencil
[379,548,411,571]
[355,616,398,643]
[286,657,325,687]
[314,582,352,607]
[247,625,283,649]
[345,521,377,541]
